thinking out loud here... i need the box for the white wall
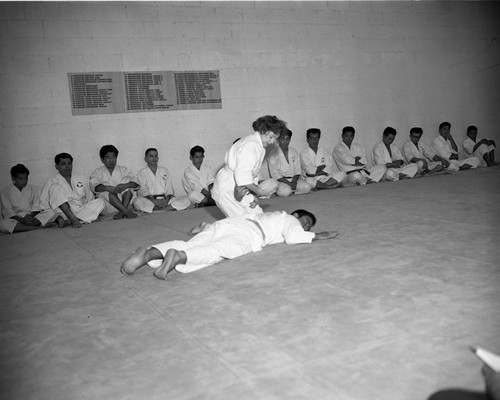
[1,1,499,192]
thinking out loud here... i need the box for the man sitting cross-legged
[372,127,419,181]
[0,163,58,233]
[333,126,386,185]
[402,127,445,175]
[432,122,479,172]
[462,125,497,167]
[120,208,339,280]
[300,128,346,190]
[267,128,313,196]
[90,144,140,220]
[40,153,105,228]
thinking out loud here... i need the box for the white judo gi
[39,173,105,223]
[299,147,347,187]
[133,166,190,213]
[267,146,312,196]
[90,165,138,214]
[0,184,57,233]
[182,163,216,204]
[372,141,418,181]
[147,210,315,273]
[432,136,480,171]
[463,137,495,168]
[402,140,443,173]
[212,132,268,217]
[333,142,386,185]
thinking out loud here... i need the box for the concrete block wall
[1,1,499,193]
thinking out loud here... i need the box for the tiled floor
[1,167,499,400]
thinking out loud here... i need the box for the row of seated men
[0,122,496,234]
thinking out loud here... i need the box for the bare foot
[113,212,125,220]
[124,211,137,219]
[56,216,71,228]
[120,247,148,275]
[153,249,184,280]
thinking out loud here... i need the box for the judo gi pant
[0,209,58,233]
[445,157,480,172]
[147,217,264,273]
[305,171,347,188]
[383,164,419,181]
[345,165,386,185]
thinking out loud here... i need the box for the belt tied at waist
[246,218,266,241]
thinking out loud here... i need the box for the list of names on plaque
[68,70,221,116]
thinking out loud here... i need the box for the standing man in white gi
[0,164,58,233]
[372,127,418,181]
[432,122,480,171]
[402,127,445,174]
[267,128,312,197]
[211,115,287,218]
[333,126,386,185]
[39,153,105,228]
[182,145,216,207]
[90,145,140,219]
[133,148,191,213]
[120,209,339,280]
[300,128,346,190]
[462,125,496,167]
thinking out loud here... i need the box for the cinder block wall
[1,1,499,193]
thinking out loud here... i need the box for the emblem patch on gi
[77,182,84,188]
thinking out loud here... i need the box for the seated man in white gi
[333,126,386,185]
[402,127,445,174]
[0,164,58,234]
[40,153,105,228]
[182,145,216,207]
[90,145,140,219]
[133,148,191,213]
[432,122,480,172]
[300,128,346,190]
[462,125,496,167]
[372,127,419,181]
[267,129,312,196]
[120,208,339,280]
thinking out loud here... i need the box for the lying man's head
[291,209,316,231]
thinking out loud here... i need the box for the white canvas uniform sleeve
[89,167,105,192]
[164,170,175,196]
[373,143,388,165]
[462,138,475,156]
[402,142,417,163]
[353,144,368,165]
[333,143,355,167]
[282,215,315,244]
[392,145,405,162]
[136,169,152,197]
[300,149,317,175]
[233,142,261,186]
[433,137,452,159]
[267,153,282,179]
[420,142,436,161]
[183,166,203,193]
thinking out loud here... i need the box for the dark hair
[306,128,321,139]
[10,163,29,178]
[99,145,119,159]
[145,147,158,157]
[410,127,423,135]
[190,145,205,157]
[292,209,317,227]
[342,126,355,135]
[383,127,397,137]
[252,115,287,136]
[55,152,73,164]
[467,125,477,134]
[281,129,293,139]
[439,122,451,130]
